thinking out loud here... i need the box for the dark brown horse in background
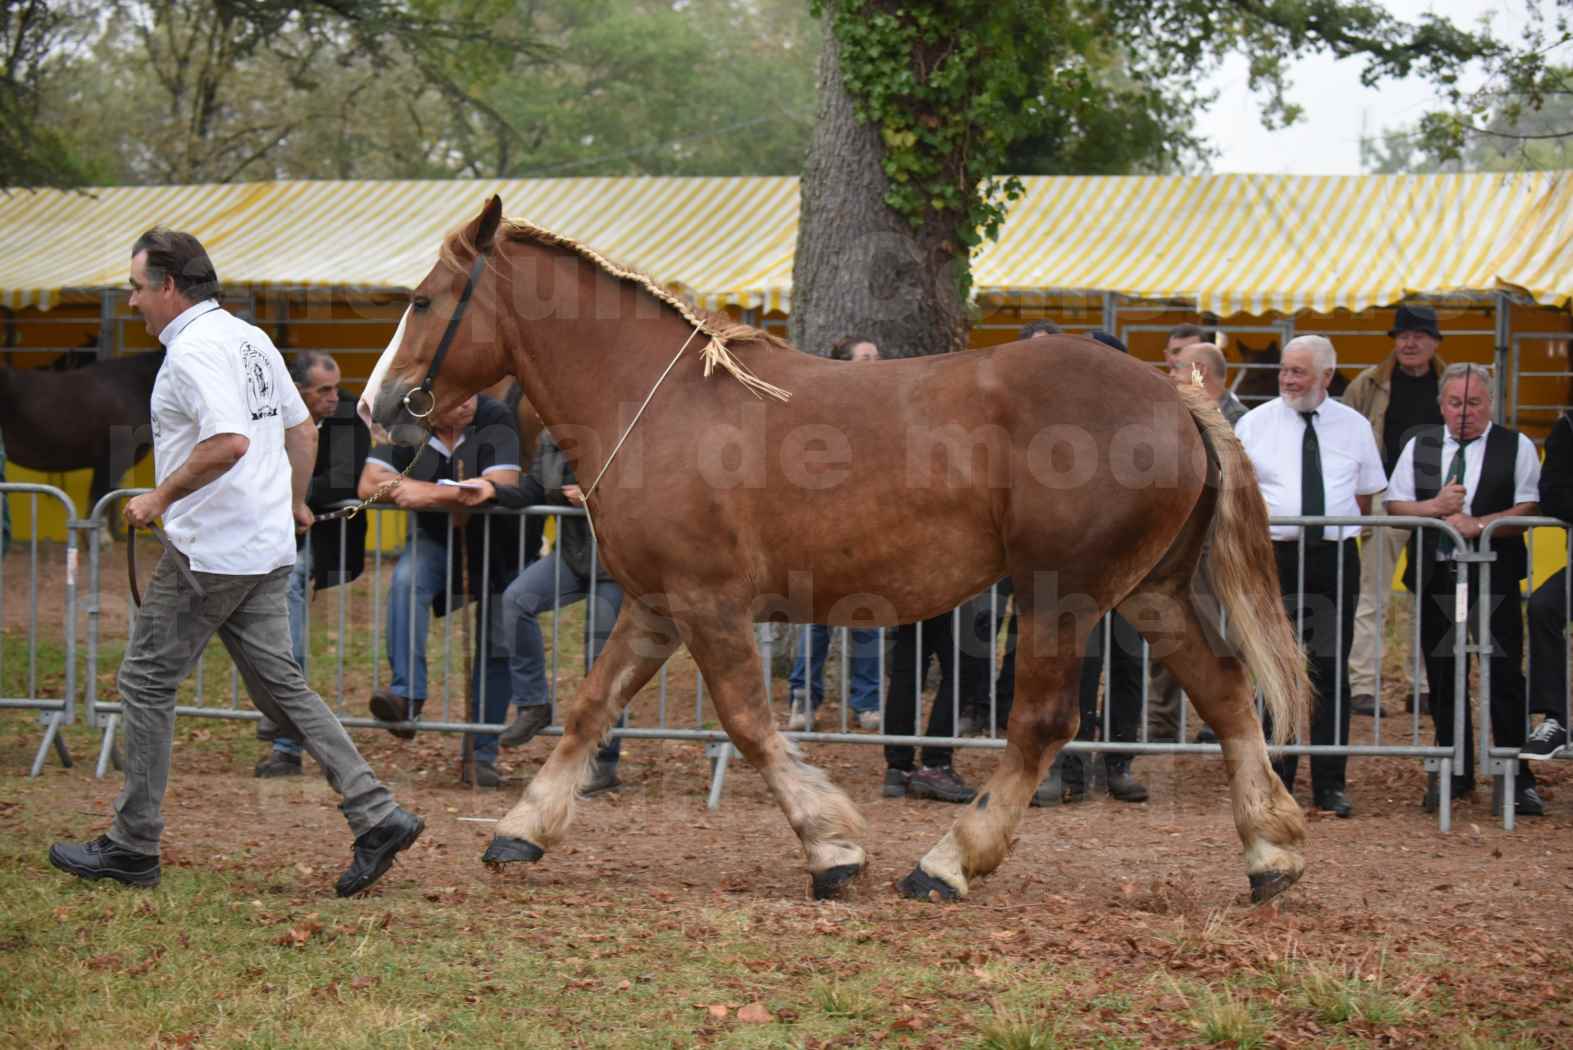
[360,197,1312,905]
[0,351,163,522]
[1233,338,1349,408]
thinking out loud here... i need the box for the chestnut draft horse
[360,197,1313,905]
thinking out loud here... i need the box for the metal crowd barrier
[1479,517,1573,830]
[773,515,1470,830]
[12,496,1516,831]
[79,492,737,786]
[0,483,80,776]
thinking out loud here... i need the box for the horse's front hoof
[811,863,864,901]
[1249,868,1300,904]
[482,835,544,868]
[896,865,961,903]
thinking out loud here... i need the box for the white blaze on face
[357,306,410,432]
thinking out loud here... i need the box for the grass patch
[1458,1034,1543,1050]
[1295,961,1412,1026]
[975,999,1064,1050]
[1183,985,1273,1048]
[809,978,877,1019]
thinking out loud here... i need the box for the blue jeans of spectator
[386,532,512,764]
[270,541,314,758]
[786,625,881,713]
[502,551,624,764]
[463,595,515,765]
[387,533,448,704]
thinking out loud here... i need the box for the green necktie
[1438,438,1473,555]
[1300,411,1325,543]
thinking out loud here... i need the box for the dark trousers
[1528,567,1572,723]
[971,579,1015,730]
[1269,539,1358,796]
[1418,561,1532,786]
[986,590,1142,755]
[883,612,983,771]
[1077,612,1144,746]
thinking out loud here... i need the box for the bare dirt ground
[9,712,1573,1047]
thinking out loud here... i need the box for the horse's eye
[411,296,431,313]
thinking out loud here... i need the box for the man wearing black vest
[1236,335,1387,818]
[1343,303,1447,717]
[1385,364,1543,815]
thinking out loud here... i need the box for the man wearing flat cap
[1342,303,1447,718]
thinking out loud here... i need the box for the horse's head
[358,195,511,445]
[1231,338,1281,406]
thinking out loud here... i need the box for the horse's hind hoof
[482,836,544,868]
[811,863,863,901]
[1249,869,1300,904]
[896,865,961,903]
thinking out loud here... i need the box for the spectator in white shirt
[1235,335,1386,818]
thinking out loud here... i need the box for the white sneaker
[857,710,881,731]
[786,690,815,731]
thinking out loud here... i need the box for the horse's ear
[475,195,503,253]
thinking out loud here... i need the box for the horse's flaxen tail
[1178,386,1311,745]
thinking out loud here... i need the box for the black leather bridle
[401,247,491,419]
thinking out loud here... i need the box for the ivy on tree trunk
[790,28,970,360]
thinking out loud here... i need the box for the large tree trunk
[789,31,967,360]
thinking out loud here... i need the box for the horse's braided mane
[442,218,792,402]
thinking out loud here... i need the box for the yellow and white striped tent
[3,171,1572,315]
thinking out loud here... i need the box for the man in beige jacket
[1342,304,1447,716]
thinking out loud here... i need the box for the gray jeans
[111,547,397,855]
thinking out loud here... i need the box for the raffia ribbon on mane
[497,218,791,403]
[696,323,791,402]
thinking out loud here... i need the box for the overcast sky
[1197,0,1566,173]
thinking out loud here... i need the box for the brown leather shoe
[369,689,417,740]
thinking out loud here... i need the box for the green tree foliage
[17,0,822,186]
[1364,65,1573,172]
[795,0,1570,339]
[2,0,96,189]
[442,0,821,177]
[16,0,550,186]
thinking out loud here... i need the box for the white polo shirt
[150,300,310,574]
[1236,395,1387,541]
[1387,421,1541,530]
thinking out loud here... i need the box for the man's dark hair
[289,350,336,386]
[132,227,222,303]
[1017,320,1061,339]
[1167,322,1211,342]
[830,334,877,361]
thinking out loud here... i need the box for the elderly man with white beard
[1235,335,1386,818]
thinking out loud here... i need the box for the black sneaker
[1522,718,1568,761]
[499,705,552,749]
[335,807,425,897]
[906,765,976,804]
[369,689,418,741]
[580,760,621,797]
[882,768,910,798]
[254,750,303,778]
[48,835,160,888]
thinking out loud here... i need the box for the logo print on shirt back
[241,342,279,420]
